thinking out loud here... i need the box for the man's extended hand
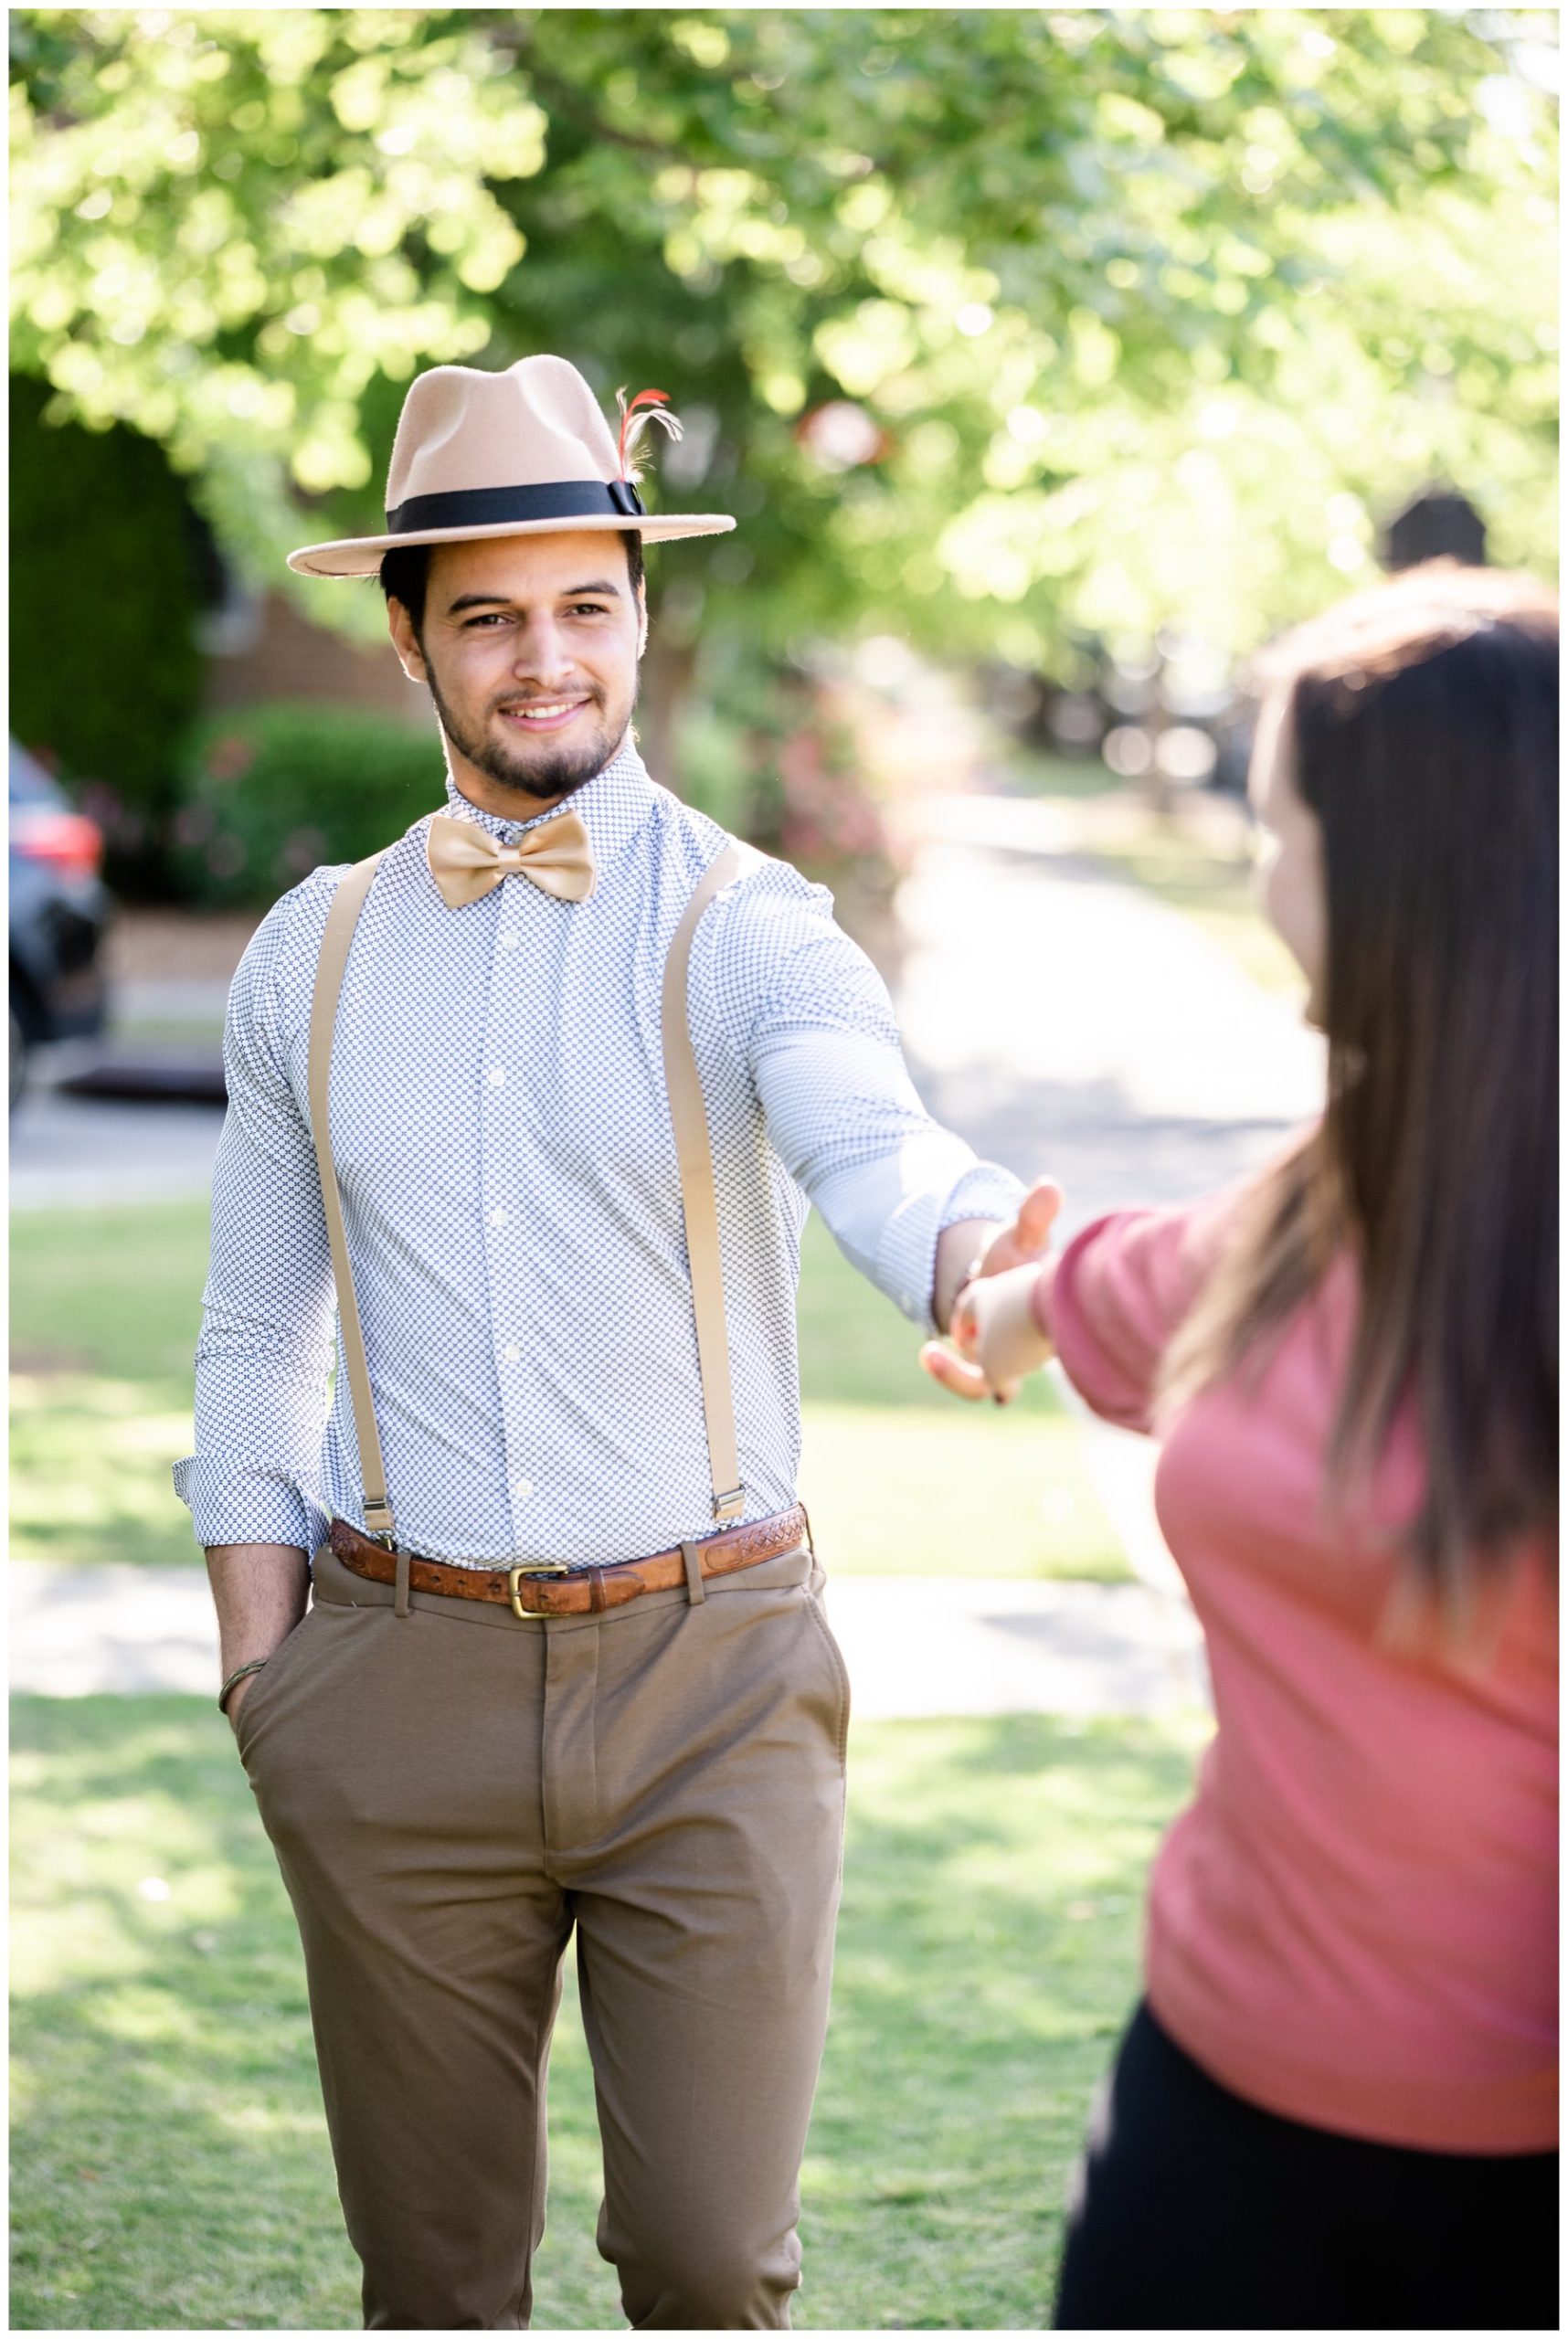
[922,1178,1062,1403]
[974,1179,1062,1280]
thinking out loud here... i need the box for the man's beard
[427,669,634,802]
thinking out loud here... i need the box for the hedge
[9,374,206,826]
[172,702,448,910]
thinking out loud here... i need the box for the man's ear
[635,580,649,660]
[387,597,429,684]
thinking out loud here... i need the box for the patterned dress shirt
[174,740,1023,1569]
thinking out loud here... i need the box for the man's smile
[498,694,593,735]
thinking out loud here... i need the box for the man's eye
[569,603,609,618]
[463,613,508,628]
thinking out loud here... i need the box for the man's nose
[511,617,575,688]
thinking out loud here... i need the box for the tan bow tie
[426,810,597,908]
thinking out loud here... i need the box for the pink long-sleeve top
[1034,1196,1557,2154]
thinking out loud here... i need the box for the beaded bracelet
[217,1657,268,1717]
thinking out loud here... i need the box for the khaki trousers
[238,1540,849,2332]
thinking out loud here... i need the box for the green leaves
[10,11,538,508]
[9,7,1557,661]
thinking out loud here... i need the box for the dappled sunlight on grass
[11,1699,355,2330]
[11,1698,1204,2330]
[11,1374,196,1569]
[795,1212,1127,1581]
[10,1200,210,1569]
[802,1400,1123,1581]
[10,1202,212,1381]
[800,1712,1208,2328]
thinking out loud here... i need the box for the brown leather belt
[327,1504,811,1620]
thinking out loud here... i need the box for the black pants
[1054,2002,1559,2331]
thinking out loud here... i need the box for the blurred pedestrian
[1382,484,1488,571]
[927,564,1559,2331]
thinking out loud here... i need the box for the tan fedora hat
[286,354,735,578]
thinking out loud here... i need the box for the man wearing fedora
[176,355,1040,2330]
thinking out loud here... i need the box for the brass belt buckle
[507,1558,570,1622]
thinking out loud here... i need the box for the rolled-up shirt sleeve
[171,878,337,1552]
[711,866,1024,1329]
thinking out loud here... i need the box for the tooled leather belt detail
[327,1504,812,1616]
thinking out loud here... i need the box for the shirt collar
[441,735,656,872]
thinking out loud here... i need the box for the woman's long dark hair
[1163,563,1558,1622]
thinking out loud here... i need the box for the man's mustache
[490,687,603,714]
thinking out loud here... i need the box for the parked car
[9,740,111,1106]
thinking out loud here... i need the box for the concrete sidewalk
[9,1561,1208,1720]
[10,1082,226,1211]
[894,789,1323,1231]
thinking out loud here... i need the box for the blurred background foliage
[169,704,446,908]
[10,373,208,874]
[8,6,1559,897]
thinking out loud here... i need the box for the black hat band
[386,479,646,534]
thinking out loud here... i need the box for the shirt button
[500,932,520,951]
[501,1343,521,1363]
[502,827,524,846]
[487,1065,505,1088]
[488,1207,508,1229]
[513,1478,535,1502]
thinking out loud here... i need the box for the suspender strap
[307,852,396,1546]
[661,840,762,1521]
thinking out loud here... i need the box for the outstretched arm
[712,870,1027,1329]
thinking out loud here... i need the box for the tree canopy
[11,8,1558,667]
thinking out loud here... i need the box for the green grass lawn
[10,1201,211,1571]
[11,1695,1204,2331]
[11,1200,1125,1580]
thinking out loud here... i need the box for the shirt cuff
[875,1161,1027,1334]
[172,1455,324,1555]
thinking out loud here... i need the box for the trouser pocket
[233,1605,315,1767]
[803,1577,852,1765]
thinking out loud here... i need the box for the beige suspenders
[307,851,396,1542]
[660,840,760,1521]
[306,837,761,1552]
